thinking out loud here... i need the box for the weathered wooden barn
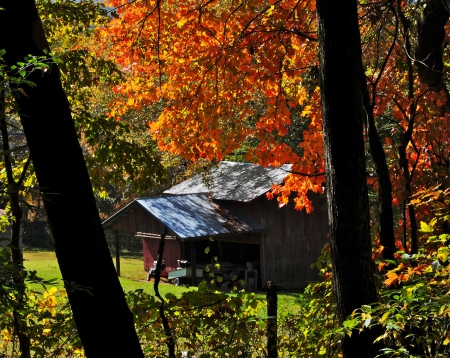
[102,162,329,289]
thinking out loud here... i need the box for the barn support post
[191,241,197,286]
[115,229,120,276]
[266,281,277,358]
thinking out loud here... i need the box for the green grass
[23,249,304,313]
[23,250,193,296]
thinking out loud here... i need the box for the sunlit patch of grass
[23,250,192,296]
[23,250,306,315]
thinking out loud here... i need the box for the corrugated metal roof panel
[164,161,291,202]
[136,194,265,240]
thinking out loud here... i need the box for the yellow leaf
[419,221,434,233]
[177,18,187,28]
[380,312,390,323]
[444,335,450,345]
[24,192,32,205]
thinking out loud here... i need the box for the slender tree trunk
[0,86,31,358]
[399,142,418,254]
[397,3,420,254]
[316,1,382,357]
[266,281,277,358]
[153,232,175,358]
[0,1,144,356]
[361,76,396,261]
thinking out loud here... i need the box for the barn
[102,162,329,289]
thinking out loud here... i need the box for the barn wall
[142,237,181,272]
[112,206,166,234]
[233,193,329,289]
[111,207,180,271]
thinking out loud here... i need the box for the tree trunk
[0,1,144,357]
[316,1,382,356]
[1,87,31,358]
[361,75,396,261]
[266,281,277,358]
[397,3,421,254]
[416,0,450,95]
[153,231,175,357]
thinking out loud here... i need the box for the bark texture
[0,1,144,356]
[316,1,382,356]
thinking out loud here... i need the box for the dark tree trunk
[1,88,31,358]
[316,1,382,357]
[361,76,396,261]
[153,232,175,358]
[0,1,144,357]
[399,142,419,254]
[416,0,450,94]
[397,3,421,254]
[416,0,450,118]
[266,281,277,358]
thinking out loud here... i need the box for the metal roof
[164,161,291,202]
[102,193,265,241]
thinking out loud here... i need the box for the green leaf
[165,293,176,300]
[362,305,371,313]
[197,281,209,293]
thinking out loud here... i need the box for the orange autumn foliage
[98,0,450,225]
[100,0,323,209]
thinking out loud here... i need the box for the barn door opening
[188,240,261,289]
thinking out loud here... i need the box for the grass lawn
[23,249,304,313]
[23,249,192,296]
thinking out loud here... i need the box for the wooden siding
[111,206,168,235]
[142,236,181,271]
[232,193,329,289]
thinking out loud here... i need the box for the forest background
[1,0,450,357]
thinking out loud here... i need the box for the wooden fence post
[266,281,277,358]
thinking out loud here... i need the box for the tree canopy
[99,0,450,249]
